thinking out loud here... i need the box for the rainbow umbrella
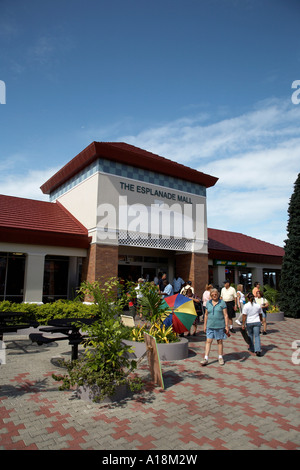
[161,293,197,334]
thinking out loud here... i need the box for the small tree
[279,173,300,318]
[137,282,168,324]
[53,278,143,402]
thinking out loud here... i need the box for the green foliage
[0,299,98,324]
[128,281,179,344]
[77,277,126,319]
[279,173,300,318]
[137,282,168,324]
[131,323,179,344]
[148,323,179,344]
[53,317,143,402]
[267,305,281,313]
[263,285,280,308]
[131,324,147,342]
[52,278,144,402]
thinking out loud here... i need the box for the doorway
[118,264,142,282]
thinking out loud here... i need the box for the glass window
[144,256,158,263]
[43,256,69,303]
[0,255,6,297]
[263,270,281,290]
[238,269,252,292]
[0,252,25,302]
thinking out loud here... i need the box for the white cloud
[201,140,300,190]
[120,99,300,162]
[119,98,299,247]
[1,167,58,201]
[2,98,297,247]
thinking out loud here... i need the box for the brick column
[82,243,118,284]
[175,252,208,296]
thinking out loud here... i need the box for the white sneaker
[201,358,208,366]
[235,319,242,325]
[218,357,224,365]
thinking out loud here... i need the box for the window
[238,269,252,292]
[43,256,69,303]
[263,270,281,290]
[0,252,26,303]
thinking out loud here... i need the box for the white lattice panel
[118,230,196,251]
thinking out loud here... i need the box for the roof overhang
[0,227,91,249]
[40,142,219,195]
[208,248,283,265]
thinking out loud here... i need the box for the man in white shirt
[220,280,237,332]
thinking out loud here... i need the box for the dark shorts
[225,300,235,319]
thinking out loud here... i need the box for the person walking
[235,284,245,326]
[220,280,237,333]
[184,287,201,336]
[255,290,269,335]
[202,284,213,308]
[252,282,260,297]
[158,272,167,293]
[201,288,229,366]
[180,280,194,295]
[242,293,263,356]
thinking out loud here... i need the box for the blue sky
[1,0,300,247]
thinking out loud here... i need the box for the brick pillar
[82,243,118,284]
[175,252,208,296]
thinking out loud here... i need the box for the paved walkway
[0,317,299,451]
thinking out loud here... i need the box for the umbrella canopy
[161,293,197,334]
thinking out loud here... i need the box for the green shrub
[131,323,179,344]
[263,284,281,313]
[52,279,144,402]
[0,299,98,324]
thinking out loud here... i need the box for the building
[0,142,284,303]
[208,228,283,291]
[0,195,90,303]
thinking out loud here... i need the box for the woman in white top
[235,284,245,326]
[255,290,269,335]
[242,293,263,356]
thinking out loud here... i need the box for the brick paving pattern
[0,318,299,450]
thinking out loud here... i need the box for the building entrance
[118,264,142,282]
[118,265,157,283]
[225,267,235,284]
[118,253,169,284]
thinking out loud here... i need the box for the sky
[1,0,300,248]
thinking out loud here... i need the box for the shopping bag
[240,327,251,345]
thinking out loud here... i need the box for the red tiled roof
[0,194,284,260]
[40,141,218,194]
[208,228,284,262]
[0,195,91,248]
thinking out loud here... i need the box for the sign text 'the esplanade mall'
[119,181,193,204]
